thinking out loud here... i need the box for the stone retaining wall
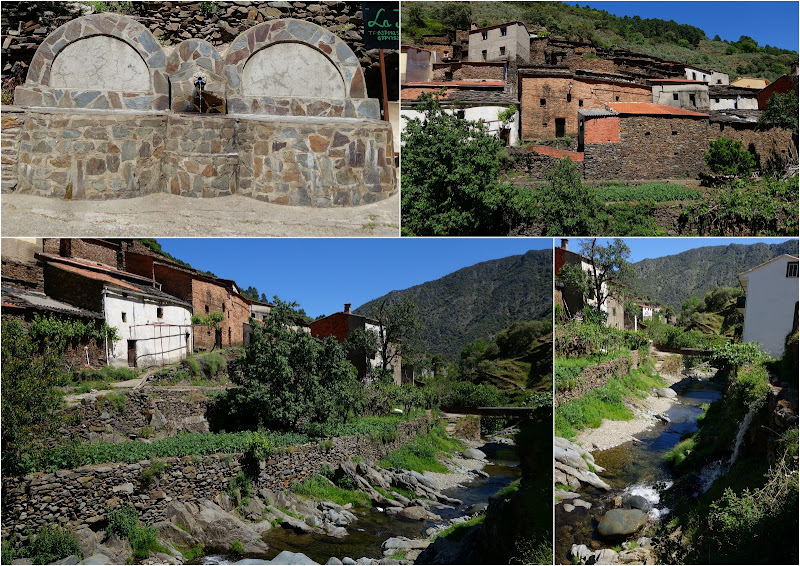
[55,387,219,446]
[1,417,433,543]
[555,352,640,406]
[11,108,396,204]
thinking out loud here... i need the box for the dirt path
[2,192,400,237]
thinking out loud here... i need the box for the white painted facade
[685,66,729,85]
[103,286,193,368]
[708,95,759,110]
[639,305,662,319]
[738,254,799,357]
[400,106,519,146]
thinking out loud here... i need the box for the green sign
[362,2,399,49]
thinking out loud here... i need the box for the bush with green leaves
[227,471,251,502]
[401,90,534,236]
[107,505,165,559]
[25,525,82,564]
[441,382,505,408]
[704,137,756,177]
[536,158,600,236]
[221,298,365,432]
[597,182,700,203]
[710,341,771,371]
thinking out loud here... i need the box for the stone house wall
[432,62,505,82]
[1,111,24,192]
[519,75,650,140]
[191,279,249,350]
[1,258,43,291]
[1,417,433,542]
[43,262,106,314]
[42,238,121,269]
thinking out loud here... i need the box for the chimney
[344,303,351,314]
[561,239,569,250]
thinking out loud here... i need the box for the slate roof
[708,85,760,98]
[606,102,708,117]
[1,285,103,319]
[401,86,518,105]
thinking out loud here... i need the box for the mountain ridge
[355,249,553,361]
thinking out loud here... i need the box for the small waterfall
[729,409,755,466]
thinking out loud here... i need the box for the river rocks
[597,509,647,538]
[655,387,677,399]
[623,495,651,512]
[382,537,430,551]
[398,506,442,522]
[462,448,487,460]
[555,461,611,491]
[78,554,111,565]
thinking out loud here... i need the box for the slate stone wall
[1,416,433,543]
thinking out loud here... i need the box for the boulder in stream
[462,448,487,460]
[623,495,651,512]
[655,387,677,399]
[597,509,647,538]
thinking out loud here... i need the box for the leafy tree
[758,90,799,138]
[401,91,533,235]
[342,327,380,379]
[366,296,422,373]
[437,2,471,31]
[537,158,600,236]
[241,286,261,301]
[704,138,756,177]
[405,2,425,28]
[223,299,363,432]
[1,319,66,475]
[556,239,633,316]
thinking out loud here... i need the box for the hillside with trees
[402,1,798,82]
[631,240,799,309]
[355,249,552,360]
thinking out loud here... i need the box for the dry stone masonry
[6,11,396,206]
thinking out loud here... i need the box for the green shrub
[291,475,370,507]
[107,505,139,539]
[231,540,244,554]
[185,357,201,376]
[227,471,251,501]
[102,391,127,414]
[441,382,504,408]
[139,467,156,490]
[379,425,463,473]
[711,342,771,371]
[704,138,755,177]
[203,352,227,376]
[78,366,138,383]
[734,364,770,410]
[598,183,700,202]
[27,525,82,564]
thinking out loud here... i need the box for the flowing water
[556,375,726,563]
[199,442,520,565]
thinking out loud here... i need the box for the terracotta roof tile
[606,103,709,117]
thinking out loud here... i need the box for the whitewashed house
[38,253,194,368]
[638,304,662,320]
[737,254,799,357]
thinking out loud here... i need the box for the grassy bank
[555,365,665,439]
[379,424,465,473]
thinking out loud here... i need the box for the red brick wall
[1,259,43,291]
[757,74,799,109]
[151,265,194,303]
[519,76,650,140]
[584,116,620,144]
[310,313,351,343]
[42,239,121,268]
[125,253,156,284]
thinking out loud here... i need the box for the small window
[456,110,465,119]
[157,307,163,319]
[644,131,651,136]
[715,98,720,103]
[540,98,546,106]
[672,93,678,101]
[122,312,127,322]
[787,262,798,278]
[692,72,696,80]
[689,93,696,105]
[615,96,619,101]
[481,50,487,61]
[205,305,209,313]
[578,99,583,107]
[672,131,678,135]
[500,27,507,36]
[542,121,548,127]
[567,93,572,102]
[444,71,453,80]
[717,79,722,84]
[481,32,487,40]
[222,303,225,312]
[719,123,724,132]
[499,46,506,56]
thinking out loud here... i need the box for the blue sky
[158,238,551,318]
[564,1,799,51]
[570,237,796,263]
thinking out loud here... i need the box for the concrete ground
[1,192,400,237]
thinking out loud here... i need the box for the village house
[708,85,760,110]
[401,45,436,83]
[684,65,729,85]
[36,253,193,368]
[579,102,796,179]
[737,254,799,357]
[125,252,251,351]
[554,239,624,327]
[468,21,530,63]
[518,67,651,140]
[310,303,402,384]
[757,67,799,110]
[638,304,663,319]
[649,78,710,110]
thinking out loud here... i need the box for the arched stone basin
[10,14,395,206]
